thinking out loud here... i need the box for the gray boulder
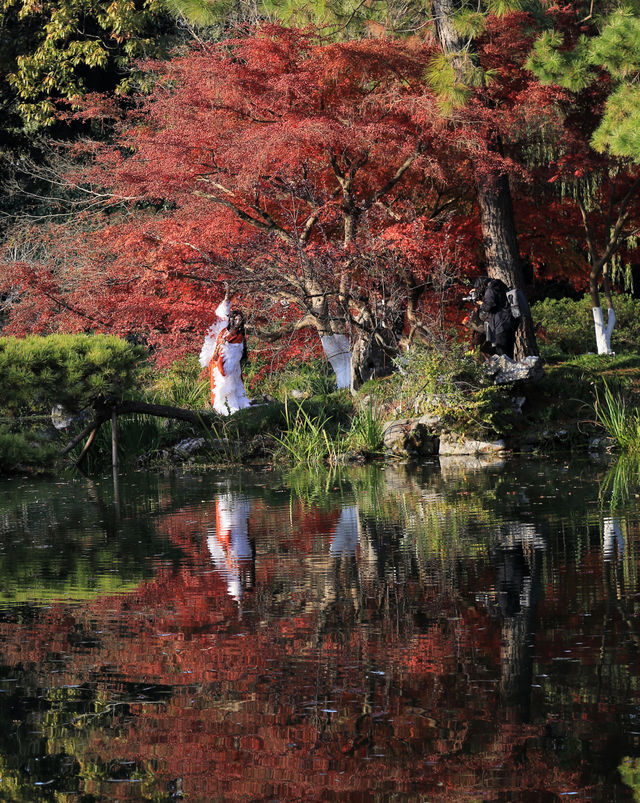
[382,419,438,459]
[439,433,506,456]
[485,355,544,384]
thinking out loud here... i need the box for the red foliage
[3,16,638,362]
[0,22,556,362]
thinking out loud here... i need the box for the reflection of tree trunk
[495,543,542,723]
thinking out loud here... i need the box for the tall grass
[343,405,384,454]
[73,414,167,471]
[150,357,209,409]
[273,399,384,466]
[595,382,640,452]
[600,454,640,509]
[274,398,339,465]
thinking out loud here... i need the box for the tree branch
[194,190,295,245]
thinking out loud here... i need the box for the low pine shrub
[0,334,146,417]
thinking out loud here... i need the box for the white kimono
[199,299,251,415]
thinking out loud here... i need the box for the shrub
[0,428,58,472]
[0,334,146,417]
[0,334,148,474]
[532,293,640,361]
[251,358,336,400]
[358,342,518,438]
[149,355,209,409]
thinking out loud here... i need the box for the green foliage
[425,53,472,111]
[253,358,337,400]
[74,413,170,471]
[484,0,521,14]
[164,0,428,39]
[342,404,384,454]
[373,341,486,414]
[0,427,57,472]
[453,9,488,37]
[0,334,147,474]
[360,342,519,439]
[526,31,593,91]
[591,82,640,158]
[1,0,173,131]
[274,397,340,465]
[0,333,147,416]
[589,9,640,80]
[518,352,640,449]
[595,380,640,452]
[532,295,595,359]
[150,355,209,408]
[619,756,640,802]
[533,294,640,360]
[527,9,640,159]
[268,393,381,466]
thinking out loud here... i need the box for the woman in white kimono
[199,296,251,415]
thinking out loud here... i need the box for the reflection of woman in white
[199,295,251,415]
[207,493,253,602]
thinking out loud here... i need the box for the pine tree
[527,5,640,161]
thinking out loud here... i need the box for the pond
[0,455,639,801]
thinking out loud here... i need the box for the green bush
[251,358,336,400]
[0,334,149,475]
[359,341,515,438]
[0,428,58,472]
[0,334,147,417]
[532,293,640,361]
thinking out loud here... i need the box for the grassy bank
[2,295,640,474]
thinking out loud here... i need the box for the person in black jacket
[474,277,518,359]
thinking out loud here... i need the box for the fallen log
[60,400,212,458]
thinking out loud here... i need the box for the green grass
[273,397,340,465]
[342,404,384,454]
[595,381,640,452]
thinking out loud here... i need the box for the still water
[0,456,639,801]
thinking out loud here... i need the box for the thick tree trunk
[351,332,396,388]
[476,171,538,360]
[476,176,523,288]
[320,334,353,390]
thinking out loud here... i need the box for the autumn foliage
[0,19,595,364]
[1,10,640,365]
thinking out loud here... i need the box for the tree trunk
[351,331,396,388]
[320,333,353,390]
[61,399,211,458]
[590,262,615,354]
[476,167,538,360]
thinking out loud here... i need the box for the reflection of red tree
[0,505,633,801]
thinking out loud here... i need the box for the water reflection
[490,525,544,724]
[0,459,638,800]
[207,492,254,602]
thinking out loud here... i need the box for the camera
[462,289,477,302]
